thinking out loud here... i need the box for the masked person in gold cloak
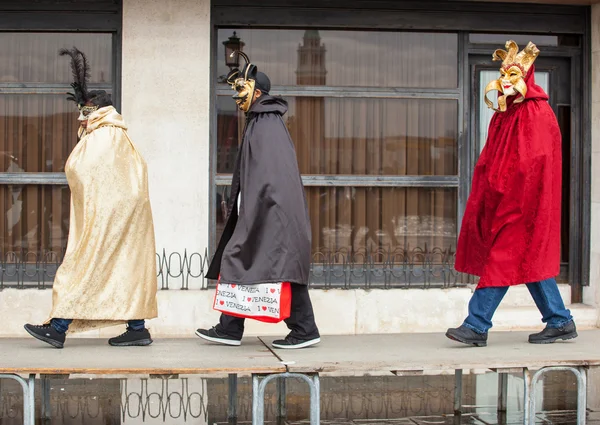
[24,47,158,348]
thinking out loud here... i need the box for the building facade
[0,0,599,337]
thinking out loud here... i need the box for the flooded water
[0,370,598,424]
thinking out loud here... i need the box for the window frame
[0,2,122,185]
[210,1,591,292]
[0,2,122,284]
[212,28,467,286]
[213,29,465,285]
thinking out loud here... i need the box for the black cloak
[206,95,311,285]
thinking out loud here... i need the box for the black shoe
[24,323,65,349]
[195,327,241,346]
[529,321,578,344]
[108,328,153,346]
[272,335,321,349]
[446,325,488,347]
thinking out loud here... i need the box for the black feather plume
[59,47,91,105]
[74,47,90,95]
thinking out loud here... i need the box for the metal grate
[0,246,466,291]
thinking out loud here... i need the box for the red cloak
[455,67,561,288]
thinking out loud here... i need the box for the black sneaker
[272,335,321,349]
[108,328,153,346]
[195,327,241,346]
[446,325,488,347]
[529,321,578,344]
[24,323,65,349]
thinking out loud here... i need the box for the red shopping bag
[213,278,291,323]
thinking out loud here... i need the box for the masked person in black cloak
[196,53,320,349]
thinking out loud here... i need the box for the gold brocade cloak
[47,106,158,333]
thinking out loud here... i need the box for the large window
[212,10,588,292]
[0,31,116,287]
[215,29,461,287]
[0,33,113,249]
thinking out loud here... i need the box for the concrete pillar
[587,1,600,411]
[121,0,211,261]
[585,4,600,320]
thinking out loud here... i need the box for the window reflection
[0,95,82,173]
[215,184,457,259]
[469,34,558,47]
[0,32,113,258]
[215,28,459,269]
[217,29,458,88]
[217,96,458,176]
[0,185,70,254]
[307,186,456,257]
[0,33,113,83]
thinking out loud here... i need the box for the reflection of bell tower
[292,29,327,175]
[296,29,327,86]
[292,30,327,252]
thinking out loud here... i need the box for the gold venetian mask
[226,51,257,113]
[484,40,540,112]
[231,76,255,112]
[78,104,98,121]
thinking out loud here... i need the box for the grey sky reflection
[217,29,457,88]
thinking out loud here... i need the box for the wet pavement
[0,370,598,424]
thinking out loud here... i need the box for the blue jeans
[51,318,146,334]
[463,278,573,334]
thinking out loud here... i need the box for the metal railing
[0,246,466,291]
[310,245,463,289]
[156,249,210,290]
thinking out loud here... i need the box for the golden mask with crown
[484,40,540,112]
[225,51,258,113]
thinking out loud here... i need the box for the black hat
[226,51,271,95]
[255,71,271,94]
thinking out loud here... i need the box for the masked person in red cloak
[446,41,576,347]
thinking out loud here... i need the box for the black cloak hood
[206,95,312,285]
